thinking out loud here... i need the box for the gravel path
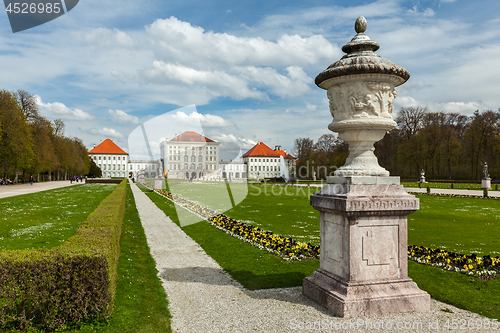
[130,181,498,332]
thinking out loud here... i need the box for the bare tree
[294,137,315,160]
[396,106,428,140]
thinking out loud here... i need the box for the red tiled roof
[170,131,215,142]
[242,142,295,159]
[89,139,128,155]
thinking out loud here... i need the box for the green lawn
[97,183,171,333]
[409,195,500,256]
[142,183,500,319]
[140,185,319,290]
[0,184,117,251]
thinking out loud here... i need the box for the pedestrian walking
[30,175,33,185]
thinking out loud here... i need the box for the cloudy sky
[1,0,499,158]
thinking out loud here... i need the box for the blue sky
[1,0,500,157]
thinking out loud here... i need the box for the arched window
[191,163,195,170]
[191,155,196,162]
[184,164,188,170]
[198,156,202,162]
[184,155,188,162]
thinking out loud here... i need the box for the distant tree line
[0,89,92,182]
[294,107,500,181]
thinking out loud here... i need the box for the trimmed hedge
[0,179,127,332]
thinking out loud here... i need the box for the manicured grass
[225,184,322,245]
[98,184,171,333]
[409,195,500,256]
[409,261,500,319]
[156,182,322,244]
[3,183,171,333]
[141,183,499,318]
[0,184,117,250]
[140,185,319,290]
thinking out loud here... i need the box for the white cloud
[114,61,268,100]
[146,17,339,68]
[88,127,124,138]
[393,96,485,116]
[306,102,317,111]
[211,133,257,149]
[108,109,140,124]
[35,95,93,120]
[406,5,435,17]
[78,28,137,48]
[167,111,233,128]
[107,16,336,104]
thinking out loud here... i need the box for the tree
[463,110,500,180]
[396,106,428,140]
[29,117,56,179]
[88,158,102,178]
[294,138,315,161]
[0,90,34,179]
[15,90,40,123]
[315,134,338,156]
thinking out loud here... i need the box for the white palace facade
[160,131,221,180]
[90,136,296,181]
[89,139,129,178]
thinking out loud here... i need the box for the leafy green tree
[0,90,34,180]
[88,158,102,177]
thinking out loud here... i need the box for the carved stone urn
[303,16,430,318]
[316,16,409,177]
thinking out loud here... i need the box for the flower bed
[408,245,500,277]
[150,187,499,277]
[155,189,320,260]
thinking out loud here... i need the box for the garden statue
[483,162,490,180]
[420,169,426,183]
[482,162,491,190]
[303,16,430,317]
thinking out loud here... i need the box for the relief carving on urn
[327,80,398,121]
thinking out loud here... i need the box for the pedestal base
[303,182,430,317]
[482,178,491,190]
[154,177,164,190]
[303,268,430,318]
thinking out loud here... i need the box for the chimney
[93,144,96,148]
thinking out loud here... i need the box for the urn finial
[354,16,367,34]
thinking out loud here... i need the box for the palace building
[89,139,129,178]
[242,142,296,179]
[160,131,221,180]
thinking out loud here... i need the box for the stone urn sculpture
[303,16,430,317]
[316,16,409,177]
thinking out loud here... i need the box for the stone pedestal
[154,177,164,190]
[419,176,426,183]
[303,177,430,317]
[482,178,491,190]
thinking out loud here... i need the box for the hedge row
[0,179,127,332]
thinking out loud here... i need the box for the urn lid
[315,16,410,88]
